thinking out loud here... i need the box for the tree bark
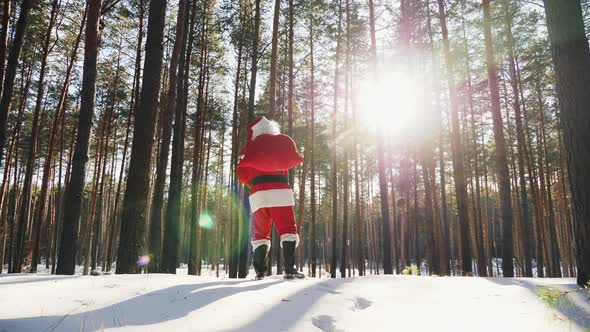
[340,0,351,279]
[27,0,61,273]
[436,0,472,274]
[369,0,393,275]
[309,12,318,278]
[330,0,342,278]
[56,0,102,275]
[0,0,34,167]
[83,114,106,275]
[0,66,28,273]
[481,0,514,277]
[539,105,562,277]
[287,0,295,186]
[228,0,244,279]
[105,0,142,272]
[504,1,532,277]
[188,0,210,276]
[267,0,280,119]
[153,0,187,274]
[116,0,168,274]
[239,0,261,278]
[0,0,11,95]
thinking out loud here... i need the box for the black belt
[251,174,289,187]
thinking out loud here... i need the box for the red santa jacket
[237,116,303,212]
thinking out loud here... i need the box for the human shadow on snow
[1,278,281,332]
[485,277,590,329]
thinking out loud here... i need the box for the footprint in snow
[312,315,344,332]
[318,285,341,295]
[351,296,372,311]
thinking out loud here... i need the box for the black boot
[253,244,269,280]
[283,241,305,279]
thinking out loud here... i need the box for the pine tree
[155,0,188,274]
[369,0,393,275]
[116,0,169,274]
[56,0,102,275]
[0,0,34,169]
[543,0,590,287]
[481,0,514,277]
[436,0,472,275]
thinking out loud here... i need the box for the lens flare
[199,213,215,230]
[137,255,150,267]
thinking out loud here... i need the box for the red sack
[239,134,303,172]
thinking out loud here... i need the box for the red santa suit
[237,116,303,252]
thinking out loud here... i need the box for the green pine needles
[535,282,590,323]
[401,264,419,276]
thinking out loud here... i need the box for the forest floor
[1,267,589,332]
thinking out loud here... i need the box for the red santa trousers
[249,181,299,251]
[252,206,299,251]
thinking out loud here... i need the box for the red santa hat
[247,116,280,141]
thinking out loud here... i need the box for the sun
[356,67,431,138]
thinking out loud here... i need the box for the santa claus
[238,116,305,279]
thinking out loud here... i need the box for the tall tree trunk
[557,125,575,277]
[6,62,32,273]
[425,1,449,276]
[536,123,553,276]
[539,105,562,277]
[56,0,102,275]
[0,67,28,273]
[267,0,280,119]
[0,0,33,166]
[228,0,243,279]
[458,1,485,276]
[154,0,187,274]
[351,60,364,277]
[436,0,472,274]
[330,0,342,278]
[116,0,168,274]
[504,0,532,277]
[91,52,120,272]
[369,0,393,275]
[169,0,192,274]
[296,115,309,272]
[309,12,318,278]
[340,0,351,279]
[29,0,60,273]
[481,0,514,277]
[239,0,261,278]
[105,0,143,272]
[0,0,11,95]
[287,0,295,186]
[189,0,210,276]
[51,109,66,274]
[83,114,106,275]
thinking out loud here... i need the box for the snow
[1,268,588,332]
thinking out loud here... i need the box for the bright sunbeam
[357,66,431,139]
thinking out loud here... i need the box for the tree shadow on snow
[1,279,281,332]
[485,277,590,329]
[0,274,81,286]
[232,278,354,332]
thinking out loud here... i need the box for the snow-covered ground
[1,269,588,332]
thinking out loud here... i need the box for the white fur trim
[280,233,300,248]
[252,239,271,252]
[249,189,295,212]
[251,117,280,140]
